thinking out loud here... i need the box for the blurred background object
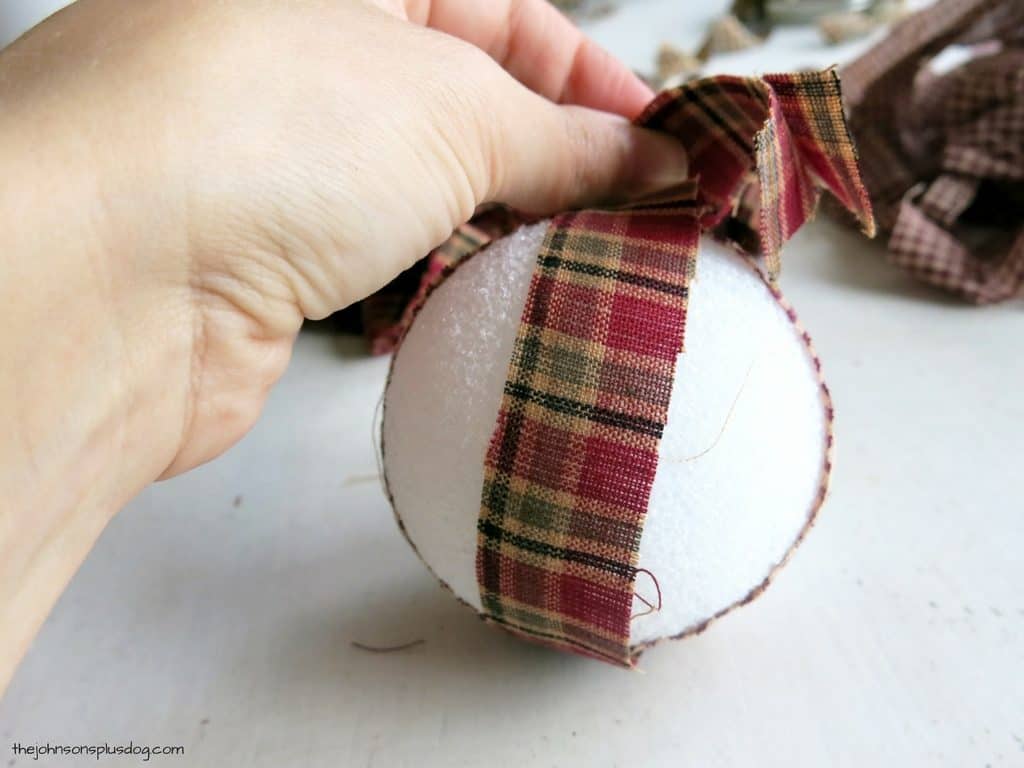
[0,0,72,49]
[766,0,874,24]
[841,0,1024,302]
[697,13,763,58]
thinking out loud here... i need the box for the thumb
[483,86,689,214]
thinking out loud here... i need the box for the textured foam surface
[383,222,826,646]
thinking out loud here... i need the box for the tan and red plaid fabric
[842,0,1024,303]
[477,202,701,664]
[475,71,873,666]
[640,72,875,275]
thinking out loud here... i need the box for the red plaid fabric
[476,71,873,666]
[477,202,701,664]
[640,71,875,277]
[842,0,1024,303]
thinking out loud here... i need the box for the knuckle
[425,42,507,202]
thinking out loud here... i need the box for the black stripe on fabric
[536,253,689,298]
[477,518,637,579]
[677,82,759,156]
[492,403,527,477]
[542,223,571,267]
[503,381,664,439]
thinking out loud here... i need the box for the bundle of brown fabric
[841,0,1024,303]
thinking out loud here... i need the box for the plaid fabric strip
[638,70,875,278]
[477,72,874,666]
[477,202,701,665]
[842,0,1024,303]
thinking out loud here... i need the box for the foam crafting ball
[382,221,831,654]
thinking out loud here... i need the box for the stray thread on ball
[675,358,757,463]
[631,567,664,620]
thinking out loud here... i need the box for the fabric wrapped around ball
[381,70,874,666]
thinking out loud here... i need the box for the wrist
[0,81,193,690]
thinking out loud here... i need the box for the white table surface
[3,2,1022,766]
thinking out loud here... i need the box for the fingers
[403,0,653,118]
[483,82,689,214]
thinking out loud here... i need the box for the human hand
[0,0,689,689]
[3,0,689,477]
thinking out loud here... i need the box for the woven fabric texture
[476,71,873,666]
[640,72,874,277]
[842,0,1024,303]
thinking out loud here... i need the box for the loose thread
[351,639,425,654]
[677,358,756,463]
[342,473,381,487]
[634,593,656,611]
[372,389,389,498]
[631,567,663,620]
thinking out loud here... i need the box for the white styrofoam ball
[382,221,829,652]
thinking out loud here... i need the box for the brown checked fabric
[476,71,874,666]
[842,0,1024,303]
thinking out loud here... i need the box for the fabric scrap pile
[841,0,1024,303]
